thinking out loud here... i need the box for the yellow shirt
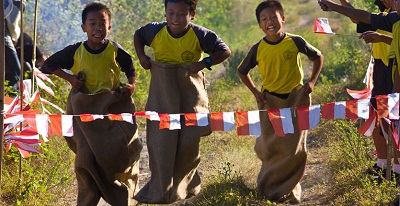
[70,42,121,93]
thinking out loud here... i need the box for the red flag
[236,111,260,136]
[267,108,294,137]
[210,112,235,131]
[314,18,334,34]
[297,105,320,130]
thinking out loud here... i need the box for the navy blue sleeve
[110,40,136,78]
[191,23,230,54]
[41,42,81,74]
[237,42,259,75]
[290,34,321,61]
[134,22,166,46]
[370,11,400,32]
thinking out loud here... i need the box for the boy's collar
[166,22,192,38]
[83,39,109,54]
[263,32,286,45]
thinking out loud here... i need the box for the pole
[31,0,37,95]
[0,0,6,195]
[386,121,393,181]
[18,0,24,184]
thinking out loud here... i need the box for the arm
[237,71,266,104]
[319,0,372,24]
[190,49,231,73]
[359,31,393,45]
[52,69,84,90]
[339,0,359,23]
[133,31,151,69]
[303,55,324,94]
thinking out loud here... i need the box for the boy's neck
[265,32,285,43]
[86,39,108,51]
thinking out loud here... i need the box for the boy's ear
[81,24,86,32]
[191,10,196,20]
[282,15,286,23]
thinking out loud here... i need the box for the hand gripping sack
[4,0,21,42]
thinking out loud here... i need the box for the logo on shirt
[181,51,194,62]
[283,50,293,60]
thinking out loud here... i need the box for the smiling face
[81,10,111,50]
[258,7,285,42]
[165,1,196,36]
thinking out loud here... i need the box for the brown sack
[255,85,310,203]
[134,61,211,204]
[66,88,142,206]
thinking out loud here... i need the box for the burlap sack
[66,88,142,206]
[255,85,310,203]
[134,61,211,204]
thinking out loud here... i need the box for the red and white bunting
[80,114,104,122]
[236,110,261,136]
[109,113,134,124]
[345,99,370,122]
[268,108,294,137]
[376,94,389,119]
[297,105,320,130]
[134,111,160,121]
[322,101,346,119]
[358,111,376,136]
[184,113,209,127]
[33,67,55,86]
[314,17,334,34]
[210,112,235,131]
[159,114,181,130]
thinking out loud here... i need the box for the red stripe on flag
[236,111,249,136]
[184,113,198,126]
[80,114,95,122]
[297,106,310,130]
[268,109,285,137]
[376,95,389,119]
[210,112,224,131]
[109,114,123,121]
[322,102,334,119]
[346,100,358,122]
[159,114,170,129]
[48,115,62,136]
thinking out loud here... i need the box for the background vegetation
[2,0,399,205]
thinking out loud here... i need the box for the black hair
[164,0,197,12]
[82,2,112,24]
[255,0,284,23]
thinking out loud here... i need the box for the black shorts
[370,58,393,110]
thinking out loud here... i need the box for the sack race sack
[4,0,21,42]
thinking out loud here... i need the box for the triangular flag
[346,88,372,99]
[159,114,181,130]
[210,112,235,131]
[268,108,294,137]
[184,113,209,127]
[297,105,320,130]
[314,17,334,34]
[321,101,346,119]
[363,56,374,90]
[236,110,261,136]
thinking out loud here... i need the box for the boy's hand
[120,83,135,99]
[359,31,381,44]
[318,0,334,11]
[253,90,267,104]
[69,75,85,90]
[303,81,315,94]
[189,62,205,74]
[138,55,151,70]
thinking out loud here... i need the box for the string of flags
[4,91,400,158]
